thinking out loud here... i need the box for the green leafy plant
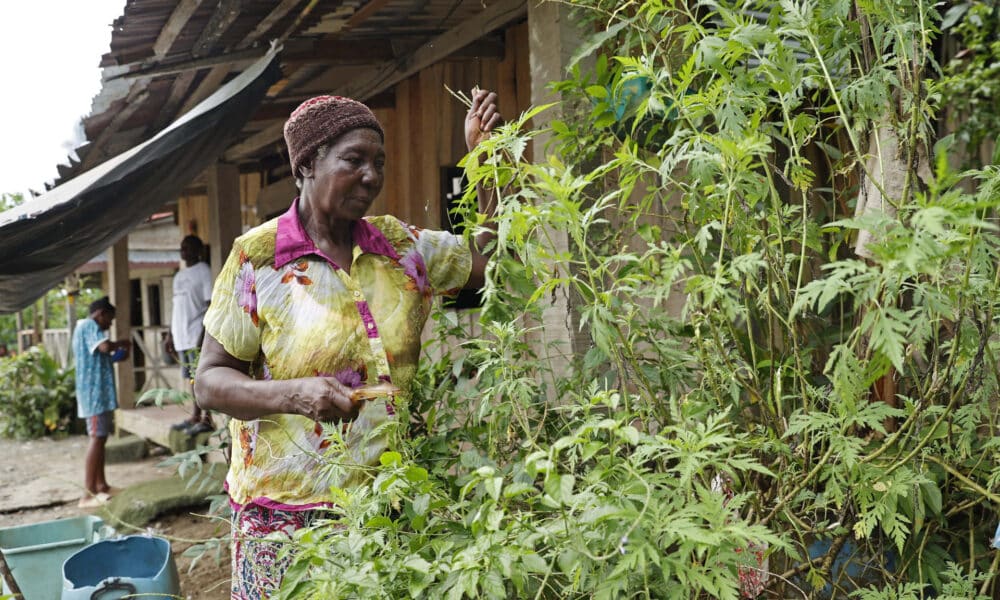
[0,345,75,438]
[138,348,231,492]
[270,0,1000,597]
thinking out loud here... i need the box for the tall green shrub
[275,1,1000,597]
[0,346,76,439]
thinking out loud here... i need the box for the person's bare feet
[78,492,111,508]
[97,486,122,496]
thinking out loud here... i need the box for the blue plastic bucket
[0,515,106,600]
[61,535,180,600]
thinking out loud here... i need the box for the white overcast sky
[0,1,125,197]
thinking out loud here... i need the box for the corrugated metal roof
[77,249,180,274]
[52,0,523,189]
[0,49,281,312]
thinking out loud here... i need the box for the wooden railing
[130,325,182,394]
[42,328,71,366]
[40,325,182,394]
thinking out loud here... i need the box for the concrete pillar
[139,278,153,328]
[527,0,593,380]
[108,237,135,409]
[207,163,242,278]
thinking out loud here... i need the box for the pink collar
[274,198,399,269]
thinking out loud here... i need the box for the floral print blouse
[203,199,471,509]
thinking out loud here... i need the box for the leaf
[380,451,403,467]
[484,476,503,501]
[503,482,536,498]
[568,20,630,70]
[413,493,430,516]
[520,553,548,574]
[920,481,942,517]
[941,3,970,30]
[864,307,911,373]
[586,85,610,99]
[406,466,429,482]
[404,557,432,574]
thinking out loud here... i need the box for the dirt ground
[0,434,230,599]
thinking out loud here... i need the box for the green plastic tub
[0,515,106,600]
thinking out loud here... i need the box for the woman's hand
[465,88,502,152]
[196,334,367,422]
[290,377,362,422]
[463,88,504,290]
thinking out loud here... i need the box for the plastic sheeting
[0,46,282,313]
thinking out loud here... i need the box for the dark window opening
[440,166,482,310]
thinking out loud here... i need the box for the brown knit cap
[283,95,385,176]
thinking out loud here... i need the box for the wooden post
[32,301,41,347]
[14,311,23,353]
[65,275,79,367]
[526,0,593,381]
[207,162,242,278]
[108,237,136,410]
[65,294,77,367]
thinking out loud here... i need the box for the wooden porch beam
[247,90,395,121]
[192,0,244,57]
[108,237,136,410]
[243,0,303,46]
[177,63,233,115]
[81,87,150,170]
[222,0,527,161]
[207,163,242,277]
[344,0,393,30]
[153,0,205,58]
[150,70,198,135]
[110,47,262,81]
[337,0,526,100]
[111,32,501,83]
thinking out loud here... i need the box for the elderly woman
[195,90,500,598]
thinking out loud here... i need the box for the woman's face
[303,128,385,221]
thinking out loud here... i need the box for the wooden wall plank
[240,172,262,230]
[371,106,395,219]
[498,27,519,127]
[394,80,414,223]
[178,194,211,239]
[221,20,535,233]
[513,21,532,117]
[438,63,456,172]
[401,76,424,226]
[419,65,444,228]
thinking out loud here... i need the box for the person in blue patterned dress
[71,296,131,508]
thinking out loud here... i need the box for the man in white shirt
[167,235,214,435]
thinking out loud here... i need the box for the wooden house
[0,0,589,445]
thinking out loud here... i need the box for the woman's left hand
[465,88,502,152]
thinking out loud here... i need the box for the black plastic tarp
[0,46,282,313]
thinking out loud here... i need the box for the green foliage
[139,348,231,495]
[939,1,1000,166]
[0,192,24,211]
[0,285,103,348]
[273,0,1000,597]
[0,345,76,438]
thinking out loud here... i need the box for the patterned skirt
[230,504,317,600]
